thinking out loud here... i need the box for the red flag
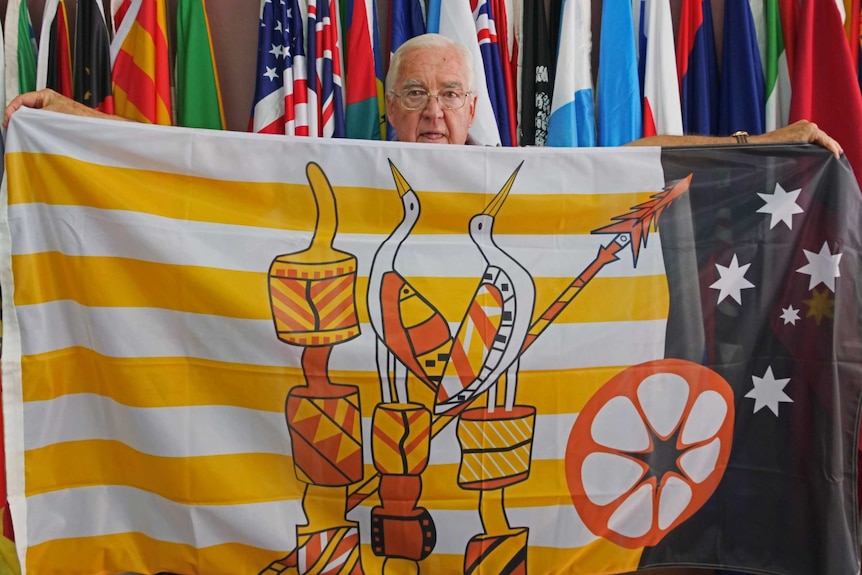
[37,0,73,98]
[789,0,862,188]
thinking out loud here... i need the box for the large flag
[249,0,309,135]
[844,0,861,71]
[634,0,682,137]
[718,0,765,136]
[752,0,791,131]
[110,0,172,124]
[473,0,513,146]
[3,108,861,575]
[597,0,642,146]
[344,0,384,140]
[36,0,73,98]
[307,0,346,138]
[4,0,37,106]
[74,0,115,112]
[676,0,719,135]
[386,0,426,139]
[519,0,553,146]
[547,0,596,147]
[176,0,225,130]
[790,0,862,189]
[427,0,501,145]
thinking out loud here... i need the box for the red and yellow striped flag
[110,0,171,124]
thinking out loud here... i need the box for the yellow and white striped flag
[2,108,683,575]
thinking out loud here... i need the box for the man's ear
[467,95,477,127]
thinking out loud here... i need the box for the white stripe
[252,89,286,133]
[17,302,667,370]
[25,395,291,456]
[28,485,597,551]
[9,203,668,278]
[36,0,63,91]
[6,108,664,192]
[29,395,577,464]
[26,485,304,549]
[109,0,142,65]
[4,0,23,106]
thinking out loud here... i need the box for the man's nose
[421,94,445,116]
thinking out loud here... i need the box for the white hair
[385,33,475,93]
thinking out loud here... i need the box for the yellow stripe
[12,253,668,324]
[25,440,304,502]
[28,535,288,575]
[22,348,623,416]
[6,153,654,235]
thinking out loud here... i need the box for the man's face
[386,45,477,145]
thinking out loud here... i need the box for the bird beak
[388,159,413,198]
[482,161,524,216]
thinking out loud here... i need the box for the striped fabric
[110,0,171,124]
[3,109,675,575]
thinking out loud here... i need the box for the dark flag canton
[519,0,554,146]
[46,0,73,97]
[74,0,114,112]
[642,145,862,575]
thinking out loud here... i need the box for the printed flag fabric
[74,0,115,113]
[249,0,309,135]
[344,0,384,140]
[519,0,553,146]
[718,0,765,136]
[790,0,862,190]
[110,0,172,124]
[634,0,682,137]
[387,0,426,139]
[4,0,37,106]
[176,0,226,130]
[473,0,513,146]
[547,0,596,147]
[2,108,861,575]
[307,0,346,138]
[675,0,719,136]
[597,0,642,146]
[428,0,502,145]
[36,0,73,98]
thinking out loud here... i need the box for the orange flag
[110,0,172,124]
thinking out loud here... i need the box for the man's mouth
[419,131,447,142]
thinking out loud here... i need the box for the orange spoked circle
[565,358,735,548]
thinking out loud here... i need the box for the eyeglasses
[392,88,474,111]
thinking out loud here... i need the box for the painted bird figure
[366,160,453,404]
[435,163,536,415]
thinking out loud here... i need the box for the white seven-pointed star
[710,254,755,305]
[797,241,842,292]
[263,66,279,81]
[757,182,803,230]
[780,305,800,325]
[745,366,793,416]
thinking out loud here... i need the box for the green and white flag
[751,0,791,130]
[4,0,38,106]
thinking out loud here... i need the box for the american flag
[472,0,512,146]
[250,0,308,135]
[307,0,345,138]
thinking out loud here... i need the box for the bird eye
[478,223,483,230]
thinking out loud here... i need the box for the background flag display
[75,0,115,112]
[387,0,426,139]
[635,0,683,137]
[718,0,765,135]
[597,0,642,145]
[547,0,596,147]
[473,0,513,146]
[754,0,791,131]
[307,0,346,137]
[2,108,859,575]
[675,0,719,135]
[4,0,38,106]
[344,0,384,140]
[519,0,553,146]
[249,0,309,135]
[176,0,225,129]
[36,0,73,98]
[110,0,172,124]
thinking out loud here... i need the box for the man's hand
[3,89,123,128]
[752,119,843,157]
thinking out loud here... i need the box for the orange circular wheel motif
[565,358,734,548]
